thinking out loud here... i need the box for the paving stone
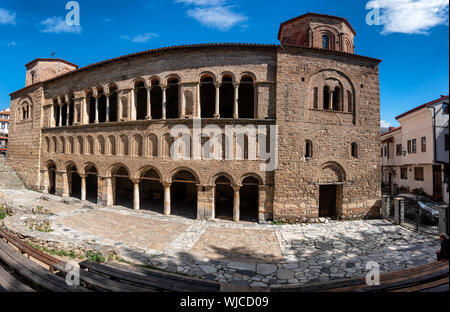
[277,269,295,280]
[256,264,278,276]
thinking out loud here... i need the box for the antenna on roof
[51,51,56,58]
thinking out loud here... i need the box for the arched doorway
[240,177,259,222]
[214,176,234,221]
[67,164,81,199]
[318,162,345,219]
[171,170,198,219]
[140,168,164,213]
[113,166,133,209]
[85,164,98,203]
[47,161,57,195]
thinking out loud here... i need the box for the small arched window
[305,140,313,158]
[322,35,330,50]
[313,87,318,109]
[351,143,358,158]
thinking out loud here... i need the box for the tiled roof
[10,42,380,96]
[395,95,449,120]
[381,126,401,137]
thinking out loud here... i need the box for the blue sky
[0,0,448,127]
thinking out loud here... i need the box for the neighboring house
[0,108,10,147]
[381,95,449,203]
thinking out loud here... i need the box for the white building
[0,108,9,147]
[381,95,449,204]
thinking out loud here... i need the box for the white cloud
[103,18,114,23]
[175,0,247,31]
[0,8,16,25]
[40,17,82,34]
[175,0,225,6]
[369,0,449,34]
[381,120,391,128]
[121,33,159,43]
[187,6,247,31]
[0,41,17,47]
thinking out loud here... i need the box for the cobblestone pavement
[0,161,440,288]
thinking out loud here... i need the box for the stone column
[437,205,449,235]
[94,96,99,123]
[214,82,220,118]
[42,169,49,194]
[394,197,404,225]
[106,94,110,122]
[133,179,140,211]
[329,91,334,110]
[381,195,389,219]
[197,83,201,118]
[163,182,171,216]
[81,97,87,125]
[258,185,267,223]
[146,87,152,120]
[233,186,241,222]
[233,83,239,119]
[81,175,86,201]
[162,86,167,120]
[58,103,63,127]
[50,105,55,127]
[105,177,114,206]
[66,101,70,126]
[130,88,136,120]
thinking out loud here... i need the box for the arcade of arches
[42,161,268,222]
[49,74,257,128]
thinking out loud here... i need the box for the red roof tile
[395,95,449,120]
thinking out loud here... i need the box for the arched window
[166,77,179,119]
[135,80,147,120]
[351,143,358,158]
[97,136,105,155]
[238,75,255,119]
[108,136,116,156]
[333,86,341,111]
[323,86,330,110]
[305,140,313,158]
[150,78,163,119]
[200,75,215,118]
[313,87,318,109]
[322,35,330,50]
[120,135,129,156]
[220,75,234,118]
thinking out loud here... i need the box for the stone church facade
[8,13,382,223]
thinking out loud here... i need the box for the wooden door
[319,185,337,218]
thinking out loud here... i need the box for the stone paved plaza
[0,184,440,288]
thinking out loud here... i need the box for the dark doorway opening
[109,87,118,122]
[215,176,234,221]
[67,165,81,199]
[171,171,198,219]
[98,94,107,123]
[85,165,98,204]
[140,169,164,213]
[114,167,133,209]
[240,177,259,222]
[319,185,337,218]
[48,162,56,195]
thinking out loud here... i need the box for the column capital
[162,181,172,188]
[232,185,241,191]
[214,82,221,88]
[161,85,168,90]
[130,178,140,184]
[233,82,240,88]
